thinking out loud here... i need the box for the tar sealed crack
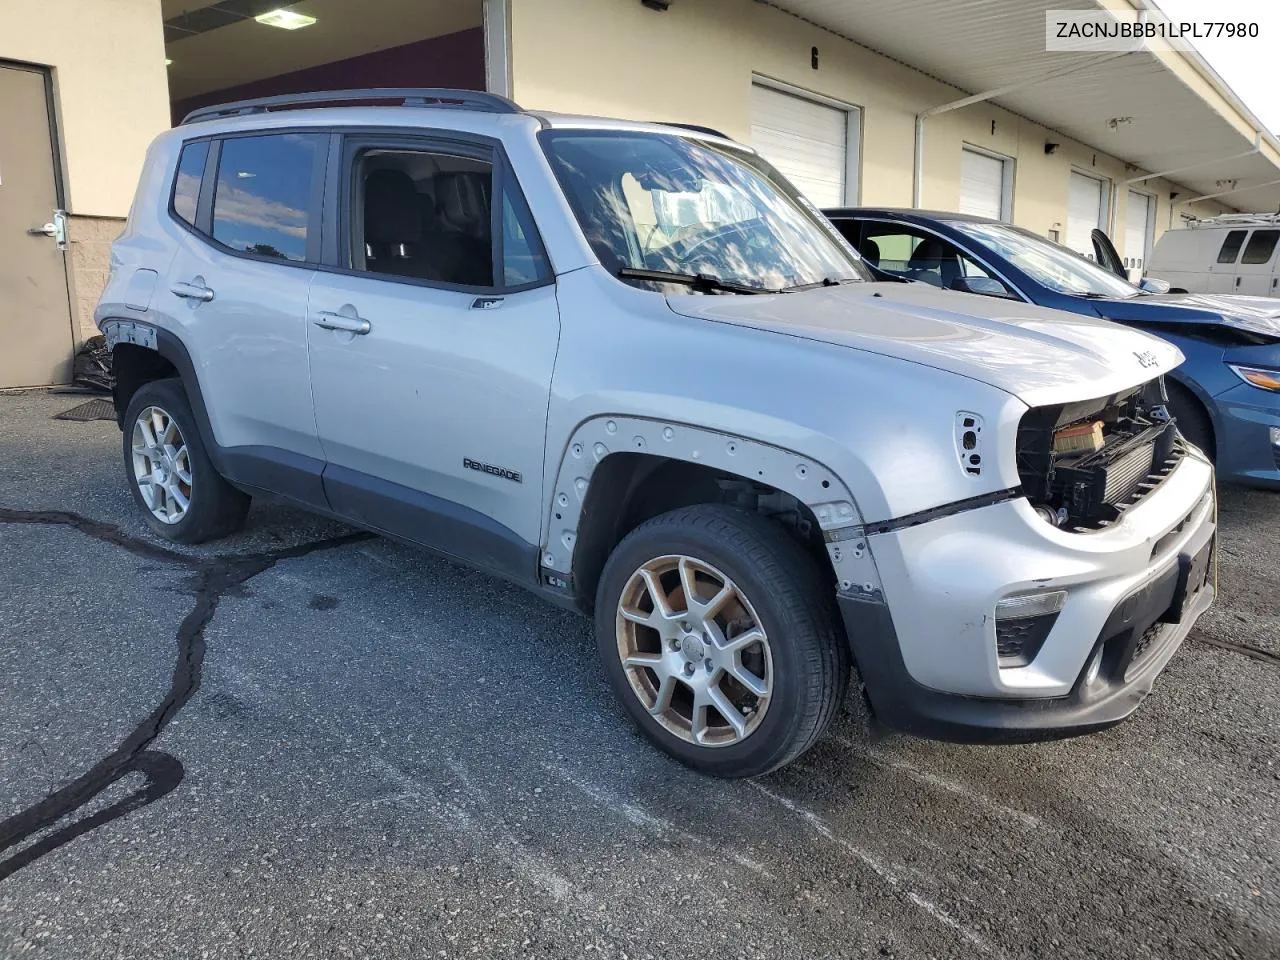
[0,508,373,881]
[1189,629,1280,667]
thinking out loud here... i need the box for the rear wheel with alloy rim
[131,405,193,525]
[123,378,250,543]
[595,504,849,777]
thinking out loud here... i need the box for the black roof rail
[661,121,733,140]
[181,88,522,125]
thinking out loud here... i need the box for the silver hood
[666,281,1183,408]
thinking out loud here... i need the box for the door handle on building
[170,280,215,302]
[313,311,371,335]
[26,209,68,251]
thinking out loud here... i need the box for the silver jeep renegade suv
[97,89,1216,777]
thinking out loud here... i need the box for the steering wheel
[674,219,758,265]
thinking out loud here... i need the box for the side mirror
[1138,277,1171,294]
[950,275,1016,298]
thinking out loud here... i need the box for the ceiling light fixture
[254,9,317,30]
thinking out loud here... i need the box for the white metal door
[1066,171,1105,258]
[750,83,853,208]
[959,149,1005,220]
[1124,190,1153,281]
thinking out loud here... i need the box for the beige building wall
[2,0,171,338]
[511,0,1232,253]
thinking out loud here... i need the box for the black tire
[594,504,849,778]
[122,378,250,543]
[1166,380,1215,462]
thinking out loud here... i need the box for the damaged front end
[1016,378,1187,532]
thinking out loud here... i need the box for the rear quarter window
[170,140,209,227]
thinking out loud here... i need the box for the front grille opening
[996,612,1058,668]
[1016,378,1185,532]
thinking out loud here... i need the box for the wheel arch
[1164,372,1217,459]
[542,416,884,614]
[102,319,224,472]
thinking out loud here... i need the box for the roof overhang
[767,0,1280,213]
[161,0,483,103]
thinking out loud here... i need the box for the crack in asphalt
[0,508,373,881]
[1188,629,1280,667]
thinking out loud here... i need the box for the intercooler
[1016,381,1185,531]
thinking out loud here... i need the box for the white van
[1148,214,1280,296]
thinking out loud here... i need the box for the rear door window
[1216,229,1247,264]
[211,133,324,262]
[1241,229,1279,265]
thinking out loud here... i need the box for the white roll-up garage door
[1067,171,1105,258]
[1125,190,1153,280]
[750,83,852,208]
[959,148,1006,220]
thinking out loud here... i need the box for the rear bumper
[842,516,1215,743]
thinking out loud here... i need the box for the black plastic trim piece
[322,464,538,585]
[150,327,223,468]
[865,488,1022,536]
[219,446,327,508]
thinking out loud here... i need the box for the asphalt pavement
[0,389,1276,959]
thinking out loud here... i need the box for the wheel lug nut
[683,663,694,677]
[705,658,713,672]
[680,621,690,632]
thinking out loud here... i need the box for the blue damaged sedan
[824,207,1280,489]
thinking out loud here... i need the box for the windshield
[540,130,870,292]
[948,220,1141,299]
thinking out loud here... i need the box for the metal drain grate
[54,398,116,422]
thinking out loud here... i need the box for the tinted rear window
[1241,229,1279,265]
[1216,229,1247,264]
[211,134,323,261]
[171,140,209,226]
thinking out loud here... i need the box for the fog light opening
[995,590,1066,668]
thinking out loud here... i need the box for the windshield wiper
[781,276,863,292]
[617,267,775,295]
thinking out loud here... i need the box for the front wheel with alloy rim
[123,378,250,543]
[595,504,849,778]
